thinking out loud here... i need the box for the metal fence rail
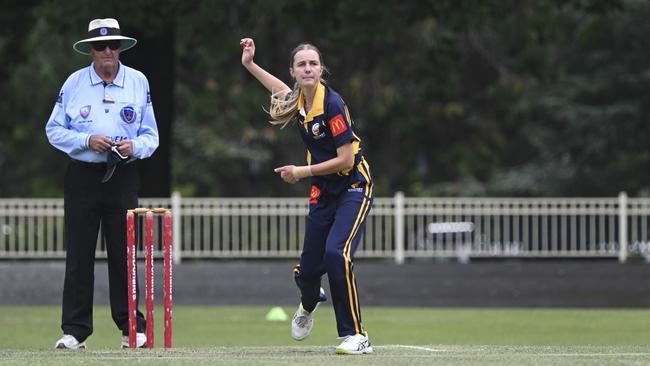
[1,192,648,263]
[401,196,621,261]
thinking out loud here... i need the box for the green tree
[1,0,648,198]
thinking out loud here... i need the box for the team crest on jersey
[311,122,326,139]
[80,105,91,118]
[120,106,137,123]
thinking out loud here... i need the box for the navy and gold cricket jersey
[294,82,371,199]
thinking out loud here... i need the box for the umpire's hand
[89,135,112,153]
[115,140,134,157]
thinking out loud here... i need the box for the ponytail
[268,83,300,129]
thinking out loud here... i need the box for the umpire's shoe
[291,287,327,341]
[54,334,86,349]
[121,333,147,348]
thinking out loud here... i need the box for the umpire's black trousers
[61,160,145,342]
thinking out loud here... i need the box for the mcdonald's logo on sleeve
[329,114,348,137]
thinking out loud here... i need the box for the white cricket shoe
[121,333,147,348]
[291,287,326,341]
[291,302,321,341]
[335,333,373,355]
[54,334,86,349]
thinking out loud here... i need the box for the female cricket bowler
[240,38,373,355]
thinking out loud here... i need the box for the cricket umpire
[45,18,158,349]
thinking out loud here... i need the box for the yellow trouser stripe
[342,159,373,334]
[349,160,373,331]
[348,196,372,333]
[342,194,368,334]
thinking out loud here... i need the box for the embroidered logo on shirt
[309,185,321,204]
[120,106,137,124]
[311,122,326,140]
[80,105,91,118]
[329,114,348,137]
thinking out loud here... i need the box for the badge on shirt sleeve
[329,114,348,137]
[120,106,137,124]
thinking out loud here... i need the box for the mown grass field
[1,306,649,365]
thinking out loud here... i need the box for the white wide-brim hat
[73,18,137,55]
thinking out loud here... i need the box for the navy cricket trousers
[294,182,373,337]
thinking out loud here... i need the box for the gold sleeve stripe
[344,105,353,125]
[345,105,362,143]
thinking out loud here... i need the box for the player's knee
[324,247,345,269]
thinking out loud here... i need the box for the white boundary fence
[2,192,650,263]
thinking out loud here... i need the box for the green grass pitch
[1,306,650,365]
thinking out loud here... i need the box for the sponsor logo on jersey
[329,114,348,137]
[80,105,91,118]
[309,185,321,204]
[120,106,137,124]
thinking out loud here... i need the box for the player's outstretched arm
[240,38,291,97]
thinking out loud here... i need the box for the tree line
[1,0,647,198]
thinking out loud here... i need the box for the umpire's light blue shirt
[45,62,159,163]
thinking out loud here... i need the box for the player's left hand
[115,140,134,157]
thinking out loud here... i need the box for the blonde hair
[268,43,327,128]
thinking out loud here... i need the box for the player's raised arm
[240,38,291,97]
